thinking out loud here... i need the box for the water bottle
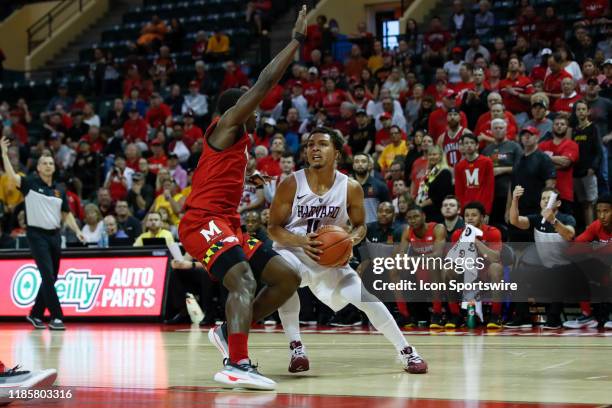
[99,229,109,248]
[185,293,204,325]
[467,301,476,329]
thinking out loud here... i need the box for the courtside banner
[0,256,169,317]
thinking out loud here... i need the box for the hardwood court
[1,323,611,407]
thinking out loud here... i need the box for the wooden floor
[1,323,611,407]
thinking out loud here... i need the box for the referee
[1,136,84,330]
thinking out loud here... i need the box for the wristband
[293,32,306,44]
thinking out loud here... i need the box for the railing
[26,0,94,55]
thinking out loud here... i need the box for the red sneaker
[400,346,428,374]
[288,341,309,373]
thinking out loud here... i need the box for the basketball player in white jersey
[267,127,428,374]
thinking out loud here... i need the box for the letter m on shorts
[200,220,222,242]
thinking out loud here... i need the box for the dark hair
[353,152,372,162]
[596,194,612,206]
[460,133,478,144]
[464,201,486,216]
[281,152,294,159]
[306,127,344,151]
[217,88,246,115]
[443,195,460,206]
[406,203,423,213]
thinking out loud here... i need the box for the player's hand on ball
[294,5,307,36]
[301,232,323,261]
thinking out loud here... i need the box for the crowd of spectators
[0,0,610,328]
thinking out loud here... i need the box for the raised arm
[0,136,21,188]
[509,185,530,230]
[212,5,308,148]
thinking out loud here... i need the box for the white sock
[337,276,409,352]
[278,291,302,343]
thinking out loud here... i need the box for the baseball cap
[379,112,392,120]
[78,137,90,145]
[520,126,540,136]
[452,46,463,54]
[293,80,303,87]
[356,108,367,116]
[447,107,460,114]
[308,67,319,75]
[263,117,276,127]
[189,80,199,88]
[604,58,612,66]
[531,100,548,109]
[539,48,552,57]
[151,138,163,146]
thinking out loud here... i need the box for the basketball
[315,225,353,267]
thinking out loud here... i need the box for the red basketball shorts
[179,211,262,280]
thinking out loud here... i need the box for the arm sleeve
[525,214,538,229]
[18,174,31,195]
[61,189,70,213]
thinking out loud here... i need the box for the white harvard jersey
[284,169,350,236]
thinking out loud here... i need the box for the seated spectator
[474,92,517,139]
[123,108,148,144]
[182,81,208,121]
[168,153,187,189]
[451,63,475,95]
[220,61,250,91]
[374,97,407,133]
[182,111,203,146]
[124,87,147,117]
[150,46,176,88]
[244,210,271,246]
[206,30,230,60]
[123,65,143,100]
[465,37,490,64]
[367,40,385,73]
[145,93,173,129]
[168,124,192,162]
[580,0,610,23]
[80,126,105,154]
[272,81,309,121]
[423,16,450,63]
[246,0,272,35]
[515,5,539,40]
[448,0,474,43]
[382,67,407,100]
[375,112,406,153]
[191,31,208,61]
[538,6,564,47]
[345,44,368,79]
[165,84,184,117]
[104,155,134,201]
[152,179,183,226]
[378,126,408,174]
[359,67,379,101]
[10,209,26,239]
[49,133,76,171]
[578,59,606,93]
[530,49,552,83]
[474,0,494,39]
[106,98,128,133]
[192,60,207,91]
[352,83,371,111]
[45,84,73,114]
[127,172,154,219]
[257,134,285,177]
[552,78,582,113]
[475,103,518,146]
[137,15,167,51]
[148,136,168,174]
[133,211,175,246]
[82,203,104,244]
[557,45,583,81]
[102,215,130,246]
[254,117,276,148]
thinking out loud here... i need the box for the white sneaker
[563,315,598,329]
[208,323,229,360]
[399,346,428,374]
[604,321,612,330]
[213,360,276,391]
[0,365,57,405]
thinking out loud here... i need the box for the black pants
[27,228,63,320]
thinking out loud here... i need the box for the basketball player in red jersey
[565,195,612,329]
[396,204,447,328]
[449,202,503,329]
[178,6,308,390]
[437,107,471,168]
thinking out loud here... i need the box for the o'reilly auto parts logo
[11,265,104,312]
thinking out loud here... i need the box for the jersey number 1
[307,219,320,234]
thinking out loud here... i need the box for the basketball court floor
[1,323,611,407]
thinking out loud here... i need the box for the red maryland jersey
[575,220,612,243]
[408,222,438,255]
[184,117,249,219]
[441,126,467,167]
